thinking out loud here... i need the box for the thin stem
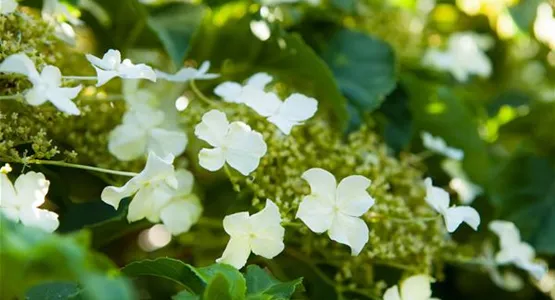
[80,94,125,102]
[62,76,98,81]
[281,221,303,228]
[0,95,23,100]
[189,80,218,107]
[19,159,138,177]
[369,213,441,224]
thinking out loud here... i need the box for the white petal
[174,169,195,196]
[301,168,337,199]
[216,236,251,269]
[277,93,318,122]
[195,61,219,79]
[199,148,226,172]
[108,124,148,161]
[93,66,119,87]
[488,220,521,249]
[13,172,50,208]
[225,123,267,175]
[400,275,433,300]
[222,211,251,236]
[383,286,401,300]
[40,65,62,87]
[147,128,187,158]
[242,86,282,117]
[45,87,82,115]
[296,195,334,233]
[336,175,374,217]
[250,200,285,259]
[0,53,40,83]
[1,207,20,222]
[214,82,243,103]
[424,178,450,214]
[19,208,59,232]
[86,50,120,70]
[25,87,48,106]
[266,115,297,135]
[444,206,480,232]
[516,261,547,280]
[127,183,174,223]
[1,173,18,208]
[159,195,202,235]
[155,69,192,82]
[194,109,229,147]
[119,60,157,82]
[1,0,18,15]
[245,72,273,89]
[327,213,369,256]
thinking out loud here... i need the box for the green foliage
[244,265,303,299]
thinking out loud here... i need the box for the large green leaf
[245,265,303,299]
[198,264,247,300]
[490,153,555,254]
[26,282,80,300]
[147,3,206,68]
[403,74,490,184]
[202,273,233,300]
[320,29,396,113]
[377,85,413,153]
[509,0,543,31]
[121,258,206,294]
[186,2,348,128]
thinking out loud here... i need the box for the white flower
[0,53,82,115]
[442,159,483,204]
[42,0,82,25]
[0,0,18,15]
[108,104,187,161]
[489,220,547,280]
[0,172,59,232]
[217,199,285,269]
[101,152,178,223]
[214,72,273,103]
[159,169,203,235]
[482,242,525,292]
[383,275,439,300]
[421,132,464,161]
[194,109,267,176]
[122,79,158,108]
[155,61,219,82]
[424,178,480,233]
[241,88,318,135]
[423,32,493,82]
[296,168,374,255]
[534,3,555,49]
[86,49,157,87]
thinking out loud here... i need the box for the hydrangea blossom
[442,159,483,204]
[42,0,81,25]
[155,61,219,82]
[108,104,187,161]
[101,152,178,221]
[86,49,157,87]
[489,220,547,280]
[241,88,318,135]
[296,168,375,255]
[0,171,59,232]
[217,199,285,269]
[0,53,82,115]
[534,3,555,49]
[214,72,273,103]
[423,32,493,82]
[194,109,267,176]
[424,178,480,233]
[383,275,438,300]
[0,0,18,15]
[421,132,464,161]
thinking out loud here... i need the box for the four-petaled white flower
[296,168,375,255]
[489,220,547,280]
[159,169,203,235]
[421,132,464,161]
[0,0,18,15]
[101,152,178,223]
[424,177,480,233]
[423,32,493,82]
[0,172,59,232]
[217,199,285,269]
[0,53,82,115]
[194,109,267,176]
[108,104,187,161]
[241,87,318,135]
[383,275,439,300]
[214,72,273,103]
[86,49,157,87]
[155,61,219,82]
[42,0,82,25]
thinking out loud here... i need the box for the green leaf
[121,257,206,294]
[377,86,413,153]
[490,152,555,254]
[173,290,200,300]
[245,265,303,299]
[202,274,233,300]
[320,29,396,113]
[403,74,490,184]
[147,3,206,68]
[198,264,246,300]
[26,282,80,300]
[509,0,543,31]
[186,2,348,128]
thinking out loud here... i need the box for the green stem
[282,221,303,228]
[62,76,98,81]
[190,80,218,107]
[14,159,138,177]
[0,95,23,100]
[197,217,223,228]
[370,214,441,224]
